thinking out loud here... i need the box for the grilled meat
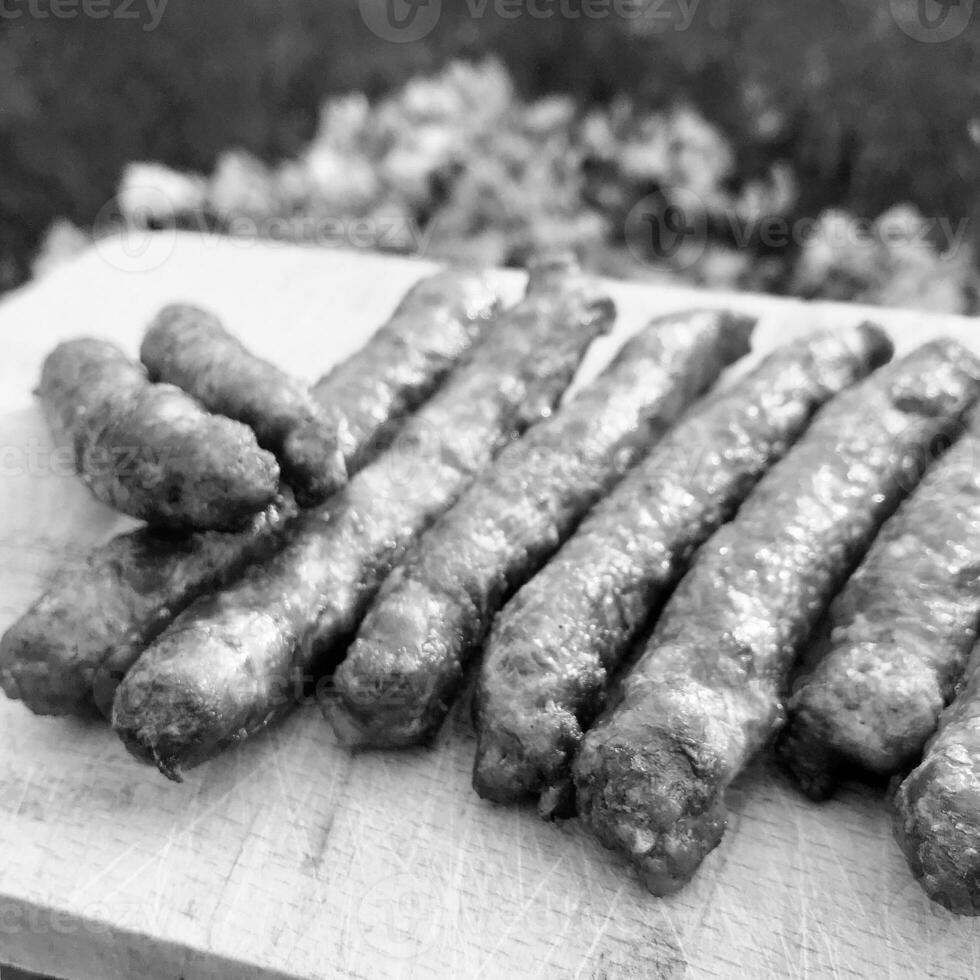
[894,641,980,916]
[0,494,296,718]
[141,305,346,505]
[474,323,893,817]
[111,255,614,780]
[329,309,755,749]
[780,403,980,798]
[37,339,279,530]
[573,339,980,895]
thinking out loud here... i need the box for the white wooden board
[1,233,978,980]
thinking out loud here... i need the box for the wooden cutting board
[1,234,978,980]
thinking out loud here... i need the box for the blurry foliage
[100,61,795,281]
[44,58,979,313]
[4,0,980,310]
[790,206,978,311]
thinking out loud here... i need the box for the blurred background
[3,2,980,308]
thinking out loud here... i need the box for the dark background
[1,0,978,293]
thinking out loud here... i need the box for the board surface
[1,234,979,980]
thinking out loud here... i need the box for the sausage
[573,339,980,895]
[310,269,502,472]
[779,403,980,799]
[141,306,347,505]
[328,309,756,749]
[473,322,893,816]
[4,271,497,718]
[893,641,980,915]
[111,255,615,780]
[37,339,280,530]
[0,493,296,718]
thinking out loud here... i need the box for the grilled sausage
[141,306,346,505]
[311,269,502,472]
[4,270,500,718]
[37,339,280,530]
[779,403,980,798]
[111,255,614,779]
[0,493,296,718]
[573,339,980,895]
[474,323,893,816]
[894,641,980,915]
[328,309,755,749]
